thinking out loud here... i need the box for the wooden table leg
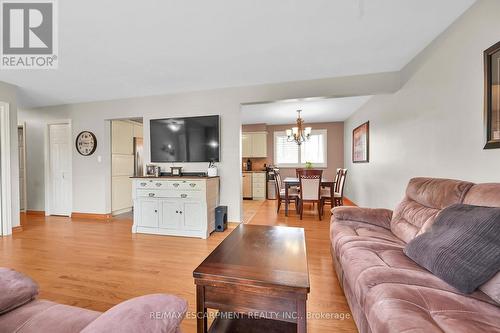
[196,285,207,333]
[297,298,307,333]
[285,183,289,216]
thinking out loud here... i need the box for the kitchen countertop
[242,170,267,173]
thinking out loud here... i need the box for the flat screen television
[150,115,220,163]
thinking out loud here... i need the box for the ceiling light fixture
[286,110,312,146]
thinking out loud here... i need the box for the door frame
[18,123,27,212]
[0,102,12,236]
[44,119,73,216]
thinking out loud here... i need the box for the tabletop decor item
[170,166,182,176]
[146,164,160,177]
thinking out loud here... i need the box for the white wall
[344,0,500,210]
[0,81,20,229]
[18,71,400,221]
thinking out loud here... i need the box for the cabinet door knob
[180,194,187,198]
[140,182,147,186]
[175,210,178,214]
[155,183,162,187]
[189,183,196,188]
[154,209,158,213]
[179,211,183,214]
[149,193,155,197]
[173,183,180,187]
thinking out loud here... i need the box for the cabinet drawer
[165,180,204,191]
[137,189,202,200]
[252,173,266,180]
[136,180,204,191]
[252,187,265,197]
[136,179,157,188]
[252,181,266,189]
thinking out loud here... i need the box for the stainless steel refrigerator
[133,137,144,176]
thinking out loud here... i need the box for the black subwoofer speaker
[215,206,228,232]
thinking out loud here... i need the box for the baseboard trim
[26,210,45,216]
[71,212,112,220]
[344,197,357,206]
[111,207,132,216]
[12,226,23,233]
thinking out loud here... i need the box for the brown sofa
[330,177,500,333]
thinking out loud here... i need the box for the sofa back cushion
[464,183,500,207]
[0,268,38,315]
[463,183,500,304]
[391,178,474,243]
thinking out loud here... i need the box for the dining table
[283,177,336,216]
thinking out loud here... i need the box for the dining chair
[320,168,340,211]
[321,169,347,210]
[297,169,323,220]
[334,169,348,207]
[295,168,304,178]
[275,170,299,214]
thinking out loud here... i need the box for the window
[274,129,327,167]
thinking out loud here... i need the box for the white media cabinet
[131,176,220,239]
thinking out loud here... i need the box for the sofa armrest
[332,206,393,230]
[81,294,188,333]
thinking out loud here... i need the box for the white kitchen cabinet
[242,134,252,158]
[251,133,267,157]
[252,172,266,200]
[132,177,219,239]
[242,132,267,158]
[242,172,253,198]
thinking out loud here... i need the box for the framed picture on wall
[352,121,369,163]
[484,41,500,149]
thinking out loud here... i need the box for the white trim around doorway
[0,102,12,236]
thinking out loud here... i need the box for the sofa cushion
[0,268,39,315]
[338,238,496,308]
[391,178,473,243]
[481,272,500,304]
[404,204,500,293]
[331,220,405,260]
[364,284,500,333]
[81,294,188,333]
[0,299,100,333]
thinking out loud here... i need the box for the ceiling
[241,96,373,124]
[0,0,476,108]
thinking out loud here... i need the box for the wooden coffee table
[193,224,310,333]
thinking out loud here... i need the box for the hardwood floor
[2,203,357,333]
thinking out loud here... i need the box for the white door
[49,124,72,216]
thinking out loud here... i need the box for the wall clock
[76,131,97,156]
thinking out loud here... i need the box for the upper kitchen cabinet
[242,132,267,158]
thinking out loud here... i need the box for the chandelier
[286,110,312,145]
